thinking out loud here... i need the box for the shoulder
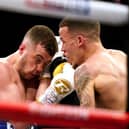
[75,62,94,78]
[0,61,17,81]
[75,63,89,75]
[107,49,127,58]
[0,61,12,87]
[107,49,127,67]
[74,63,92,84]
[0,61,11,74]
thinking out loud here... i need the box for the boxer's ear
[77,35,84,46]
[77,34,86,47]
[19,42,26,54]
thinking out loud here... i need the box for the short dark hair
[59,18,100,42]
[24,25,58,57]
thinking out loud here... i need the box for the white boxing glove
[37,62,74,104]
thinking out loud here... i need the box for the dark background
[0,8,128,56]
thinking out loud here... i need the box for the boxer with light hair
[59,18,127,112]
[0,25,58,129]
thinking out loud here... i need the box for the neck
[84,42,104,60]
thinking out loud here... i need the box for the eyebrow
[36,55,44,60]
[37,54,51,64]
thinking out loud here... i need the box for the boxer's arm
[36,63,51,99]
[36,78,51,99]
[37,62,75,104]
[74,65,95,107]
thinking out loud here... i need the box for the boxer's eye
[35,55,43,64]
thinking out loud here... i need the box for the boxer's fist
[37,62,74,104]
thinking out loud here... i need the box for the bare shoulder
[108,49,126,55]
[74,63,92,89]
[108,49,127,61]
[0,61,17,83]
[0,61,10,73]
[107,49,127,72]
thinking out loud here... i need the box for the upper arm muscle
[74,65,95,107]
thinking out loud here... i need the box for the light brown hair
[24,25,58,56]
[59,18,100,42]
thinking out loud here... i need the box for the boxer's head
[59,18,100,68]
[18,25,58,80]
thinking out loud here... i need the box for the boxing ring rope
[0,102,129,129]
[0,0,128,25]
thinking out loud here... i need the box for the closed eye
[35,55,43,64]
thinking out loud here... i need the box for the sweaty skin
[74,49,127,111]
[0,44,52,129]
[0,65,49,129]
[0,25,58,129]
[59,20,127,112]
[0,59,28,129]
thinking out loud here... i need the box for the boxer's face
[59,26,78,68]
[18,41,52,80]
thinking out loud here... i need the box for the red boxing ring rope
[0,102,129,129]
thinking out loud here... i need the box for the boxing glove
[40,51,67,80]
[37,62,75,104]
[49,52,67,78]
